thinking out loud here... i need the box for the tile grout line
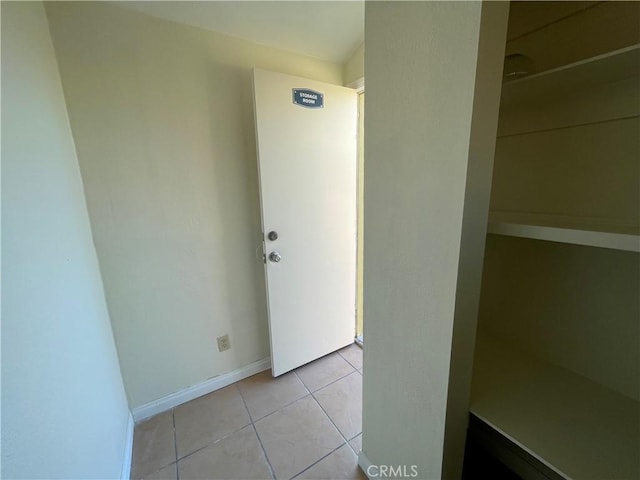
[133,414,181,479]
[250,393,312,424]
[236,383,277,480]
[301,368,358,395]
[292,370,362,478]
[298,358,364,472]
[293,370,312,395]
[310,390,353,446]
[250,423,278,480]
[173,420,253,464]
[289,441,348,480]
[235,382,256,423]
[175,443,215,463]
[295,370,358,448]
[314,370,360,394]
[235,371,309,423]
[172,409,180,480]
[337,346,363,372]
[308,373,364,463]
[346,432,362,455]
[339,354,362,373]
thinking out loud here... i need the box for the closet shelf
[470,334,639,480]
[487,211,640,252]
[501,44,640,107]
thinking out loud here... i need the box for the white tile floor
[131,344,365,480]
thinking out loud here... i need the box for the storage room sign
[292,89,324,108]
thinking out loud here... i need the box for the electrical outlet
[217,334,231,352]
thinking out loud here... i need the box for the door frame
[351,78,365,344]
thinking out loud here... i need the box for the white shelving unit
[487,44,640,255]
[470,9,639,480]
[487,211,640,252]
[500,44,640,108]
[471,335,639,480]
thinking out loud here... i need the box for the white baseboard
[357,451,373,479]
[120,412,134,480]
[132,357,271,422]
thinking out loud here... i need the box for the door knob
[269,252,282,263]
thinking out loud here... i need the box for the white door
[253,68,357,376]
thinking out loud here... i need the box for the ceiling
[116,1,364,64]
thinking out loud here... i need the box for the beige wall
[492,117,640,225]
[1,2,131,478]
[45,1,344,409]
[344,43,364,86]
[362,2,507,478]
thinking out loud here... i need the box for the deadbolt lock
[268,231,278,241]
